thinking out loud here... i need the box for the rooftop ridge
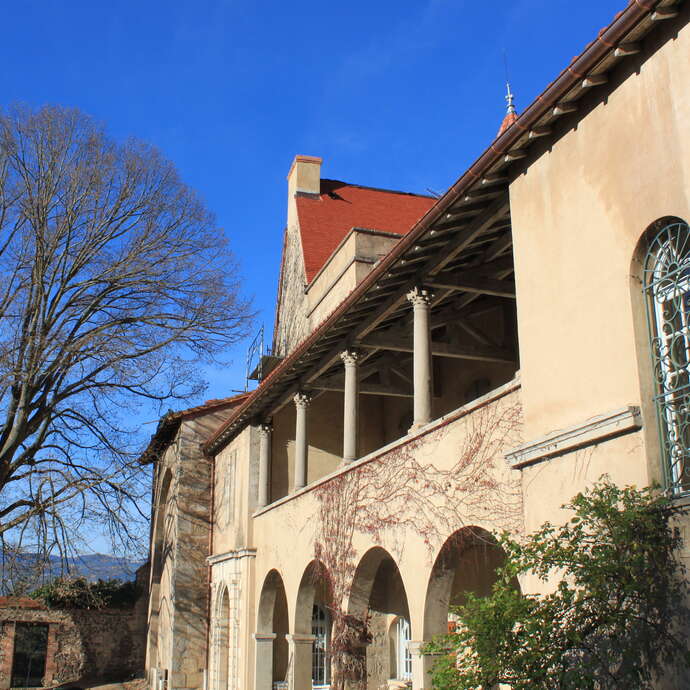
[319,178,437,200]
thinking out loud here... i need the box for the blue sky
[1,0,625,406]
[2,1,626,553]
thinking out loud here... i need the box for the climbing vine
[312,395,523,689]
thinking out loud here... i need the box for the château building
[142,1,690,688]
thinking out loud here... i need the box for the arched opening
[256,570,289,689]
[346,547,410,689]
[637,217,690,495]
[295,560,333,688]
[147,468,173,672]
[215,587,230,690]
[423,527,514,641]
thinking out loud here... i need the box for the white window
[396,617,412,681]
[311,604,331,688]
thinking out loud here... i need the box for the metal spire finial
[505,81,516,115]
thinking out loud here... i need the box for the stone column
[293,392,311,491]
[286,633,316,690]
[408,640,435,690]
[257,422,272,508]
[407,287,434,430]
[340,349,360,462]
[253,632,276,690]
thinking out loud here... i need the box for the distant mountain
[61,553,146,581]
[1,552,146,595]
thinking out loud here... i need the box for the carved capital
[406,286,434,307]
[340,349,360,367]
[293,391,312,409]
[258,421,273,436]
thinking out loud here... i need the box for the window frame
[643,220,690,496]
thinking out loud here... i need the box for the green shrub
[424,479,690,689]
[31,576,139,609]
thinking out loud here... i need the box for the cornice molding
[506,405,642,469]
[207,547,257,565]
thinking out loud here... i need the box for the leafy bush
[31,577,139,609]
[425,479,690,689]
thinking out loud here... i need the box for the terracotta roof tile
[497,110,518,136]
[296,180,436,283]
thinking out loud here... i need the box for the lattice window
[643,220,690,495]
[311,604,331,688]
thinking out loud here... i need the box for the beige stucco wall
[510,13,690,450]
[247,383,523,689]
[508,13,690,603]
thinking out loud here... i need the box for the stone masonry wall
[0,598,146,688]
[273,225,309,357]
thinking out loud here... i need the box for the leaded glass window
[643,220,690,495]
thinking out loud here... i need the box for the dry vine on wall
[312,398,523,690]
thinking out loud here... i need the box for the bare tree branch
[0,104,252,566]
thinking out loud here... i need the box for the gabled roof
[296,180,436,283]
[139,393,250,464]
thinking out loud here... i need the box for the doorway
[11,622,49,687]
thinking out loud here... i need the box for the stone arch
[346,546,410,689]
[294,559,332,635]
[294,560,333,688]
[423,526,513,641]
[256,569,289,688]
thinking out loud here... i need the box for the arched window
[643,219,690,495]
[311,604,330,688]
[215,587,230,690]
[392,616,412,681]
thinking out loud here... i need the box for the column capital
[340,348,360,366]
[253,632,277,642]
[293,391,312,408]
[258,421,273,436]
[406,286,434,307]
[286,633,317,645]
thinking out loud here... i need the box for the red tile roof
[296,180,436,283]
[497,110,518,136]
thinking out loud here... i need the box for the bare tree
[0,104,251,565]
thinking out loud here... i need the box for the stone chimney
[287,155,322,228]
[288,155,322,197]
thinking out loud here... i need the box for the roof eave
[204,0,676,455]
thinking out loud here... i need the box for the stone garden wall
[0,594,147,688]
